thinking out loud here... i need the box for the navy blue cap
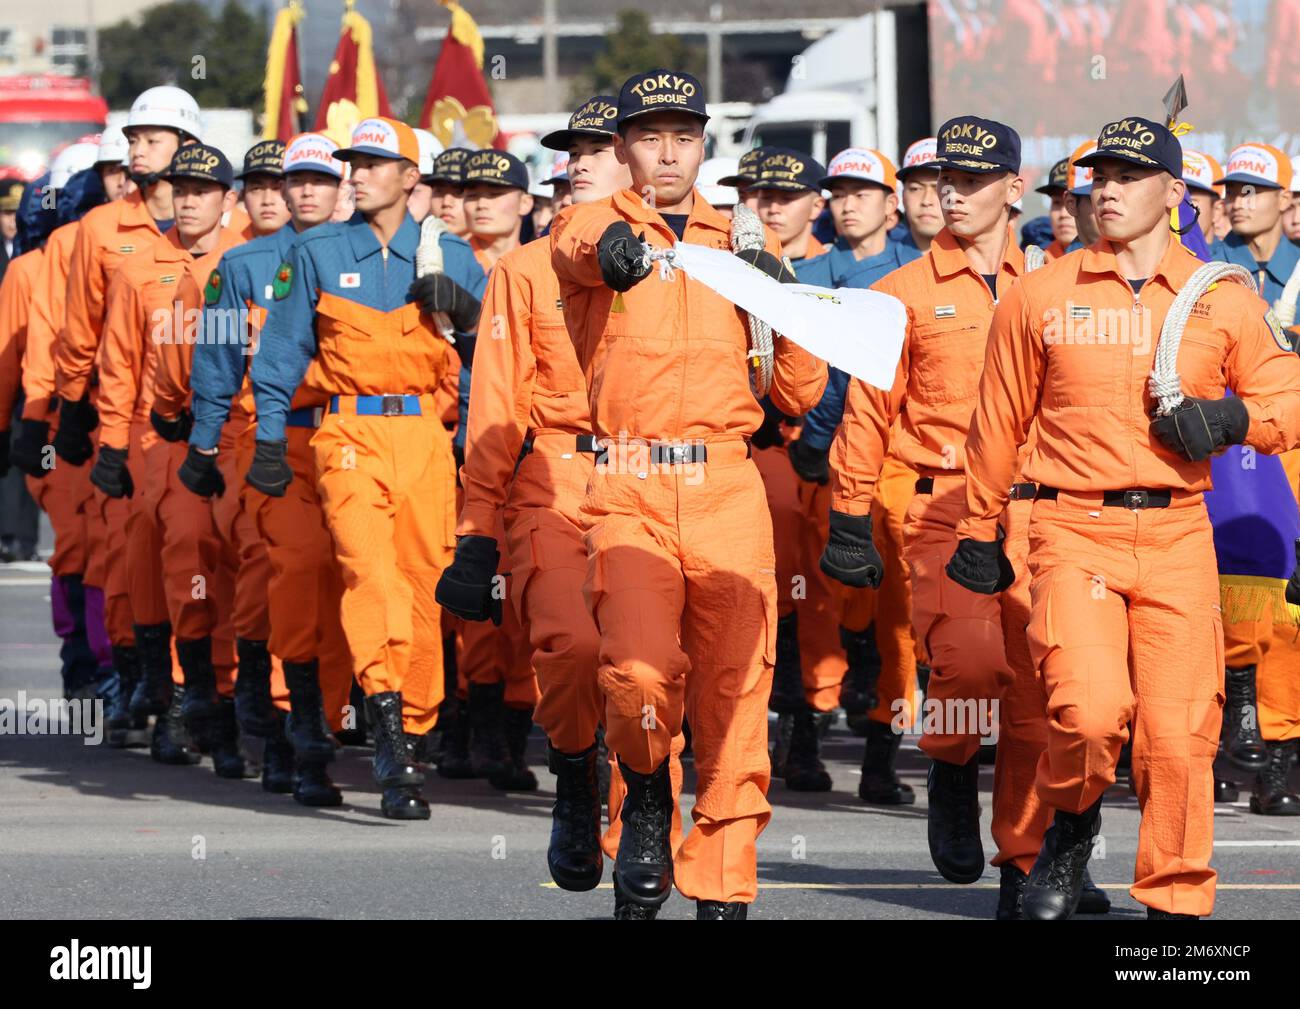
[1076,117,1182,178]
[1035,156,1070,195]
[428,147,471,185]
[934,116,1021,174]
[717,147,769,188]
[541,95,620,151]
[463,149,530,190]
[617,69,709,128]
[750,148,827,193]
[238,139,285,180]
[163,144,234,188]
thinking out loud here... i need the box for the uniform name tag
[934,305,956,319]
[1069,305,1092,319]
[119,244,135,254]
[340,273,361,288]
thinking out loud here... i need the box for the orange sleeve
[550,202,621,290]
[766,227,828,416]
[956,279,1045,541]
[56,220,105,402]
[21,240,67,420]
[457,259,536,539]
[151,279,195,420]
[1227,292,1300,455]
[96,269,145,451]
[0,259,32,430]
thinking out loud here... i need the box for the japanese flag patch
[340,272,361,288]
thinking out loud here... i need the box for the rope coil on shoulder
[1149,261,1257,416]
[730,203,775,397]
[416,215,456,343]
[1023,243,1046,273]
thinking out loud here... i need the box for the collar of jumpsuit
[606,183,734,246]
[343,209,419,264]
[1214,230,1300,295]
[928,223,1023,289]
[1079,234,1204,297]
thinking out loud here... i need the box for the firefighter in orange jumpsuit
[822,118,1062,920]
[249,118,486,820]
[53,86,204,761]
[90,143,247,776]
[954,117,1300,918]
[551,69,827,919]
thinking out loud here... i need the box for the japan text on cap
[464,149,529,190]
[897,137,939,179]
[1216,143,1293,190]
[617,69,709,128]
[934,117,1021,174]
[283,133,344,179]
[717,146,768,188]
[544,153,570,184]
[1066,140,1097,196]
[429,147,471,185]
[238,139,285,180]
[1076,117,1181,178]
[541,95,619,151]
[1181,151,1224,196]
[334,117,420,164]
[751,148,826,193]
[1035,157,1070,195]
[162,144,234,188]
[819,148,897,191]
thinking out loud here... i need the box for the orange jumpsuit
[831,225,1049,873]
[959,236,1300,916]
[551,187,827,903]
[0,251,41,441]
[98,227,244,689]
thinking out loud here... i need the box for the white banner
[664,242,907,392]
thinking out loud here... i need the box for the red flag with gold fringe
[314,0,393,149]
[261,1,307,142]
[418,0,499,150]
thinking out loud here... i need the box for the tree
[573,10,706,105]
[97,0,269,112]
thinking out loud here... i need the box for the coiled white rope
[1274,258,1300,329]
[1149,261,1257,415]
[730,203,774,397]
[415,214,456,343]
[1023,243,1046,273]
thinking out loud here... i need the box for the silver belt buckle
[380,395,405,417]
[1124,490,1147,510]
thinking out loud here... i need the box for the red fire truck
[0,74,109,181]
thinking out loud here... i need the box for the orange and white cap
[1217,143,1293,190]
[334,117,420,165]
[897,137,938,179]
[283,132,345,179]
[1066,139,1097,195]
[818,147,897,190]
[1181,150,1223,197]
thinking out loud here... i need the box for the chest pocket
[533,321,586,393]
[909,319,985,405]
[1176,323,1228,399]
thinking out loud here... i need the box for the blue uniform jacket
[1210,232,1300,319]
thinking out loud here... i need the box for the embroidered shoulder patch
[1265,309,1293,352]
[203,269,222,305]
[272,262,293,300]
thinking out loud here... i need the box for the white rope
[1023,243,1046,273]
[1149,261,1257,416]
[730,203,774,397]
[1274,257,1300,329]
[415,215,456,343]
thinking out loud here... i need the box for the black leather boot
[468,682,509,779]
[782,703,832,791]
[1037,822,1111,913]
[1249,740,1300,816]
[175,636,219,746]
[365,691,429,820]
[997,863,1027,920]
[489,705,538,791]
[283,659,336,765]
[697,900,748,919]
[210,697,251,779]
[613,889,659,919]
[926,753,985,883]
[234,638,277,738]
[769,612,804,714]
[613,757,674,908]
[1215,776,1240,803]
[294,759,343,807]
[262,713,295,793]
[547,742,603,891]
[595,724,612,808]
[334,680,368,746]
[769,711,793,779]
[107,645,148,748]
[1023,798,1103,920]
[1147,907,1198,920]
[859,719,915,805]
[1223,666,1269,772]
[840,625,881,735]
[436,695,475,778]
[150,686,202,765]
[129,621,173,718]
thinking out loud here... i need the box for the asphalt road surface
[2,534,1298,920]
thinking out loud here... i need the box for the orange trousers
[27,458,92,577]
[255,424,354,732]
[582,440,773,904]
[313,399,454,735]
[1025,491,1222,917]
[212,426,271,642]
[1223,613,1300,743]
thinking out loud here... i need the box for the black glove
[52,395,98,466]
[409,273,482,333]
[177,445,225,498]
[819,510,884,588]
[90,445,133,499]
[245,439,293,497]
[1287,539,1300,607]
[149,407,193,444]
[0,431,9,478]
[11,420,51,478]
[454,332,478,369]
[736,247,796,284]
[945,536,1015,595]
[435,535,503,625]
[788,437,830,484]
[1150,395,1249,462]
[597,221,652,292]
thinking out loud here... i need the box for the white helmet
[126,86,203,141]
[49,141,102,188]
[1292,156,1300,195]
[96,126,129,167]
[697,156,740,208]
[413,128,442,177]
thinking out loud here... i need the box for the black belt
[915,476,1037,500]
[1035,486,1172,509]
[593,440,752,466]
[521,434,600,456]
[915,476,935,494]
